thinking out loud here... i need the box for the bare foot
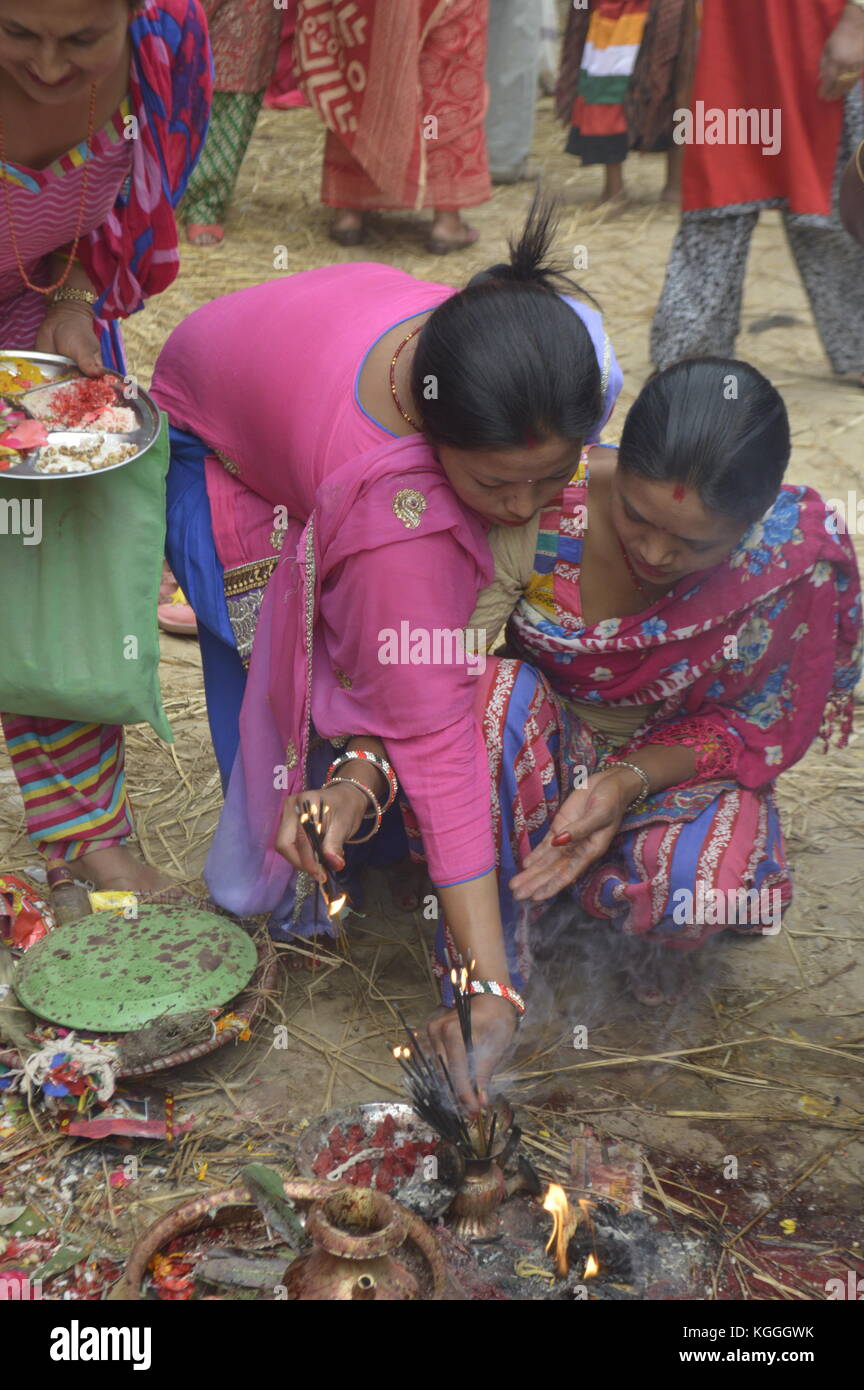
[661,147,683,205]
[600,163,626,204]
[75,846,176,894]
[596,187,629,217]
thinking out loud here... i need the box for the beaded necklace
[0,82,98,295]
[388,325,423,430]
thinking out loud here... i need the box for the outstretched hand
[510,770,633,903]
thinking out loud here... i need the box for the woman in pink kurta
[151,203,622,1094]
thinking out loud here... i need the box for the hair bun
[464,194,597,305]
[466,263,514,288]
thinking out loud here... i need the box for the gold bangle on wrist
[48,287,97,308]
[598,758,650,811]
[326,776,383,844]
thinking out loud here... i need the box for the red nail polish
[551,832,571,846]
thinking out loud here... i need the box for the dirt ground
[1,94,862,1294]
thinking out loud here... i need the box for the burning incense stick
[485,1110,497,1160]
[449,954,487,1151]
[389,998,509,1163]
[297,800,348,918]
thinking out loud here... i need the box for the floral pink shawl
[509,477,862,786]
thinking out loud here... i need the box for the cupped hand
[510,770,630,904]
[36,305,105,376]
[425,993,517,1111]
[274,782,367,880]
[819,10,864,99]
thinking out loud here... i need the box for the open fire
[542,1184,573,1278]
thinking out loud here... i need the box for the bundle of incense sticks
[391,1004,500,1161]
[449,954,487,1152]
[296,800,347,919]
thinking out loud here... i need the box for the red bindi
[524,430,539,447]
[672,482,687,501]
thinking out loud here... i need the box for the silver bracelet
[598,758,650,810]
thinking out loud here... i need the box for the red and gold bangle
[326,776,383,844]
[467,979,526,1017]
[326,750,397,812]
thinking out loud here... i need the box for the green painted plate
[14,906,258,1032]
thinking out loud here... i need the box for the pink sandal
[158,585,198,638]
[186,224,225,247]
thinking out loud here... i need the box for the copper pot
[448,1159,506,1242]
[116,1179,447,1300]
[284,1186,421,1301]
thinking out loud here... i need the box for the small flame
[450,959,475,992]
[326,892,347,918]
[584,1253,599,1279]
[542,1183,571,1278]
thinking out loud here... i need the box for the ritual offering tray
[0,351,159,479]
[0,900,277,1116]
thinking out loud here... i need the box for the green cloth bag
[0,413,173,742]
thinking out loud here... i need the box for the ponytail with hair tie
[467,192,598,303]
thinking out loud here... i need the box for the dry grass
[1,90,863,1294]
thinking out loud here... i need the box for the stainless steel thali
[0,350,160,481]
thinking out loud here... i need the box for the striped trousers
[1,714,132,860]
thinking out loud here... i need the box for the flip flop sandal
[329,220,366,246]
[425,230,479,255]
[186,223,225,246]
[158,586,198,637]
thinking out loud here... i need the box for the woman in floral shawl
[453,356,861,1008]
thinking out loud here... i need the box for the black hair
[410,194,603,452]
[618,357,790,525]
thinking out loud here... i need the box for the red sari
[294,0,491,210]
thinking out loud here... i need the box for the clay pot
[448,1159,506,1242]
[285,1187,420,1300]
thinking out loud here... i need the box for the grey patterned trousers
[651,89,864,377]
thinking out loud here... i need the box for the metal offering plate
[295,1101,464,1219]
[0,350,159,480]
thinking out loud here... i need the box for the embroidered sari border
[223,556,279,598]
